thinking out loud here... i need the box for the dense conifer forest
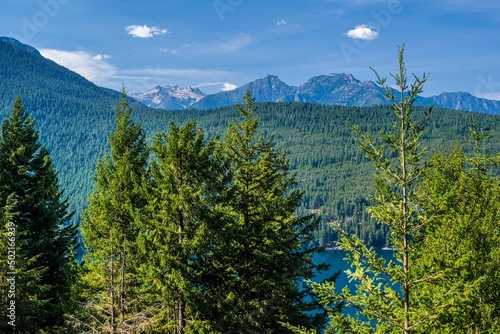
[1,39,500,332]
[2,39,500,248]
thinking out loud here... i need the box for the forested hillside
[292,45,500,334]
[0,39,144,223]
[2,39,500,247]
[134,103,500,247]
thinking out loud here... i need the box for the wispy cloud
[477,92,500,101]
[213,33,251,53]
[39,49,116,85]
[345,25,378,40]
[159,48,178,55]
[193,81,239,94]
[125,25,169,38]
[221,82,238,91]
[277,19,287,26]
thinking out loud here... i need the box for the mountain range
[131,73,500,114]
[2,36,500,248]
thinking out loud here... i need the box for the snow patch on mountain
[130,74,500,114]
[130,85,205,110]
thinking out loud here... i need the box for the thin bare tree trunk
[110,229,116,334]
[178,289,185,334]
[120,233,126,332]
[177,168,185,334]
[400,100,410,334]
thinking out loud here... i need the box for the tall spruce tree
[138,121,225,333]
[208,91,327,333]
[0,96,77,332]
[78,89,150,333]
[294,45,443,333]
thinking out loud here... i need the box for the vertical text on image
[6,221,16,327]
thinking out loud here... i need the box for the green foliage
[0,97,77,332]
[138,120,224,333]
[302,45,442,334]
[4,39,500,332]
[75,91,329,333]
[295,45,500,334]
[198,91,328,333]
[2,37,500,249]
[413,126,500,333]
[0,194,49,333]
[77,90,151,333]
[121,102,500,250]
[3,38,500,248]
[3,42,500,331]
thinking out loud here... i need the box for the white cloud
[93,54,111,61]
[125,25,169,38]
[39,49,116,85]
[221,82,238,91]
[277,19,287,26]
[345,24,378,40]
[215,33,251,52]
[160,48,177,55]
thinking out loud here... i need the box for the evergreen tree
[138,121,225,333]
[0,194,49,333]
[298,45,441,333]
[78,89,151,333]
[413,129,500,332]
[0,96,77,332]
[208,91,327,333]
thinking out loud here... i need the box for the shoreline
[324,246,395,251]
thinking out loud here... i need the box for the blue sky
[1,0,499,98]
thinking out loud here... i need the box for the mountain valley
[2,36,500,247]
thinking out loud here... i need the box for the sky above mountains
[1,0,499,99]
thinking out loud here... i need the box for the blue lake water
[313,249,395,284]
[311,249,396,317]
[313,250,394,324]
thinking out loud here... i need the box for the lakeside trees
[290,46,500,334]
[0,97,78,332]
[1,52,500,332]
[74,90,328,333]
[299,44,438,334]
[413,132,500,333]
[206,91,326,332]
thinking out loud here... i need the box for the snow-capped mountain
[130,85,205,110]
[131,74,500,114]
